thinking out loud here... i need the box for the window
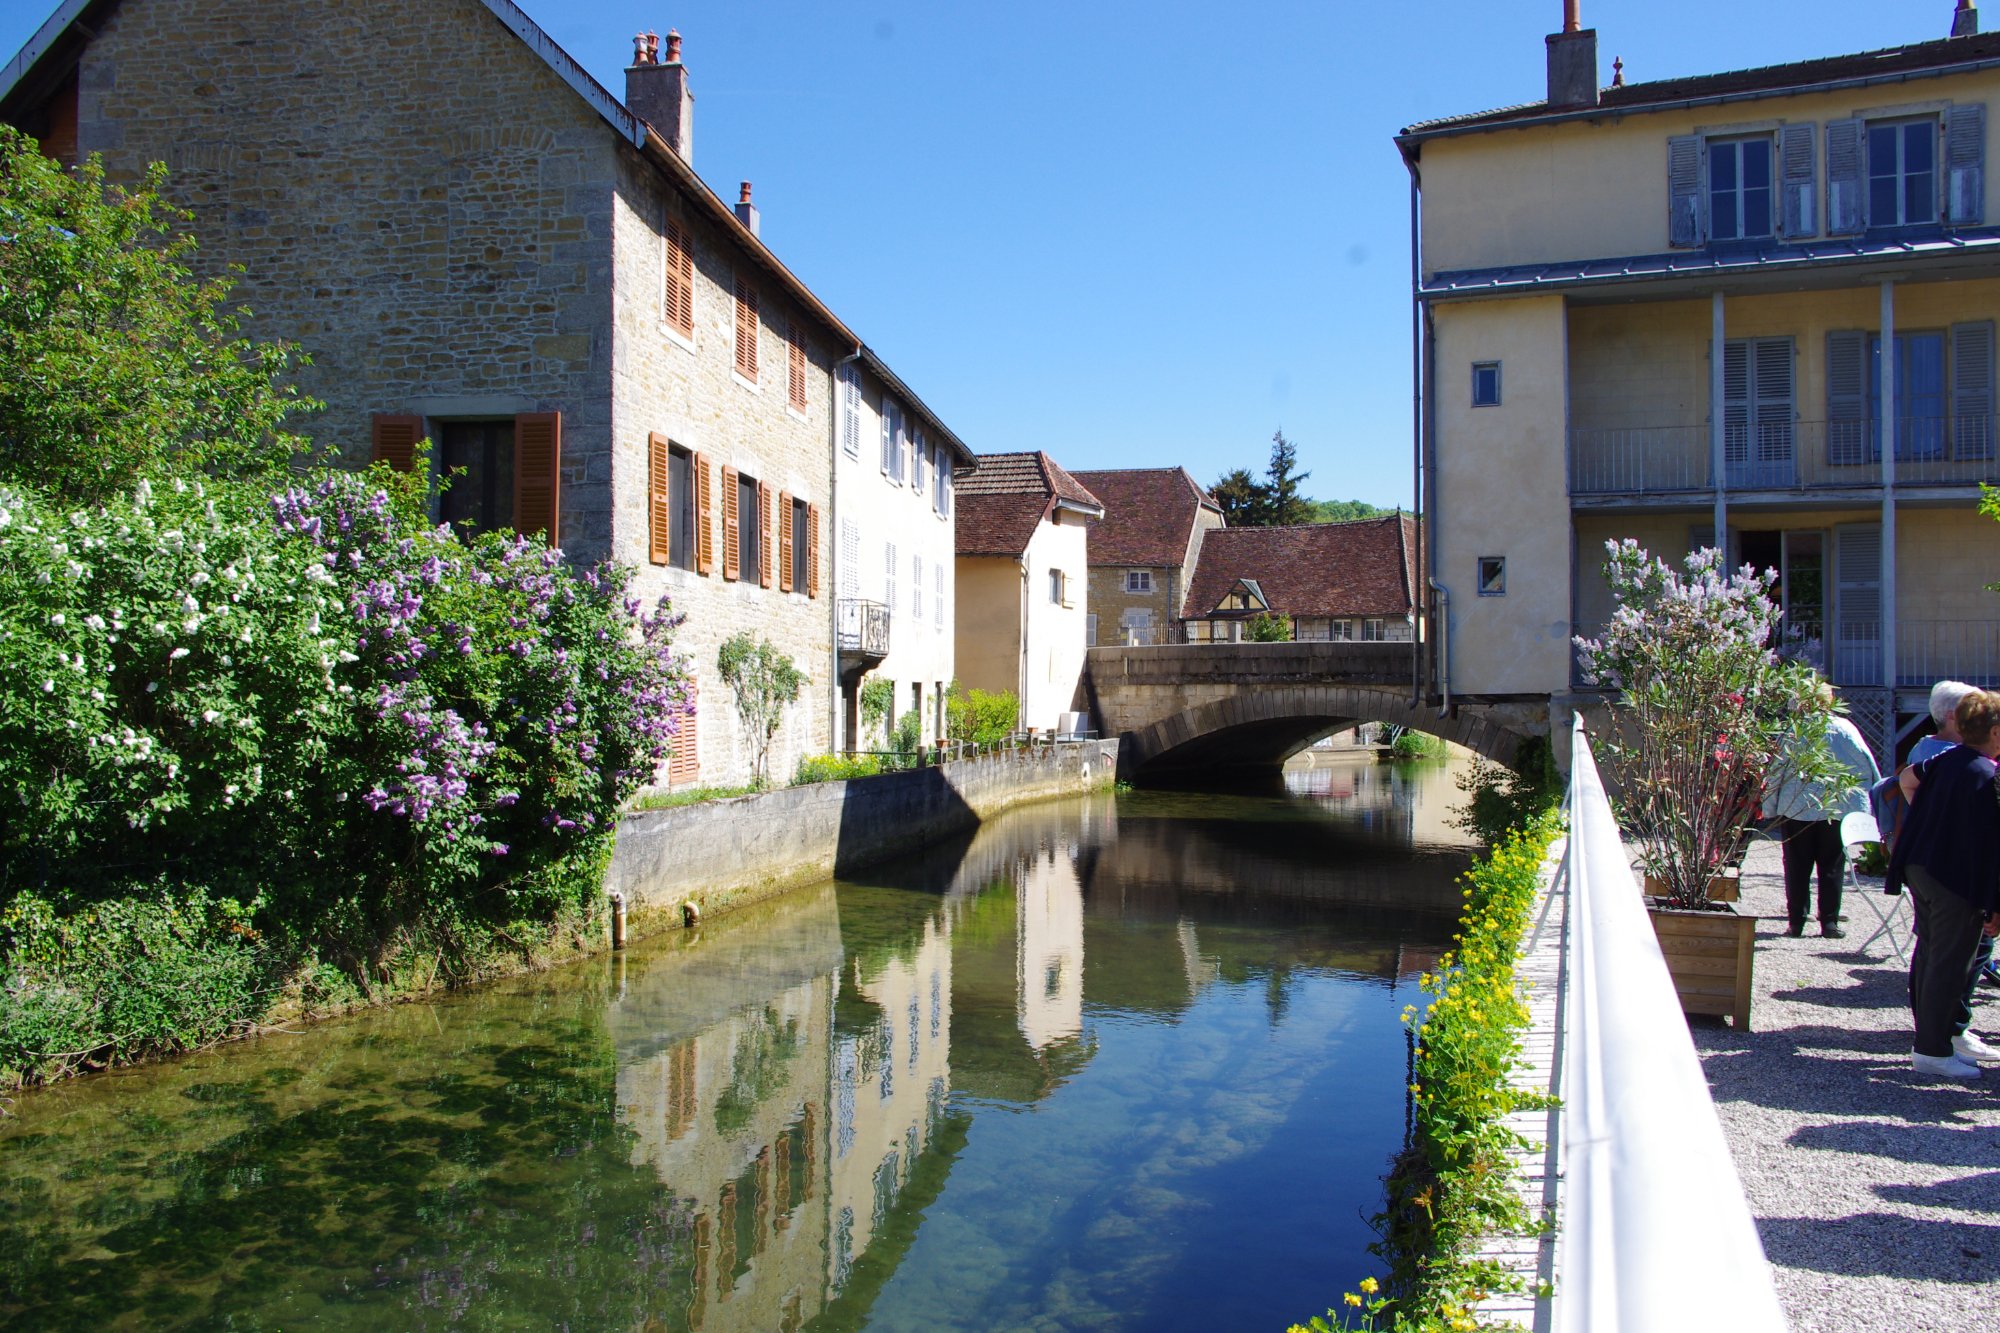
[787,323,809,411]
[1471,362,1502,407]
[1825,325,1997,463]
[1722,337,1796,485]
[839,364,862,458]
[1086,614,1099,647]
[1362,618,1386,642]
[1870,331,1947,460]
[1478,556,1507,596]
[791,497,810,593]
[733,273,760,382]
[881,400,905,484]
[1869,119,1938,228]
[663,216,694,339]
[911,431,928,497]
[1329,619,1355,641]
[647,435,699,571]
[885,542,898,610]
[1124,569,1153,593]
[1120,608,1154,646]
[438,420,514,538]
[913,554,924,622]
[736,471,762,584]
[1709,136,1774,240]
[1049,568,1067,605]
[934,448,951,517]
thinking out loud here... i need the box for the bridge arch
[1117,684,1538,784]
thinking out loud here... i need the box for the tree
[1305,497,1390,523]
[718,633,804,787]
[1209,467,1263,526]
[1245,613,1292,642]
[0,128,318,503]
[1262,430,1313,526]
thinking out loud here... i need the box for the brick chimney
[627,29,694,163]
[1546,0,1599,109]
[735,181,760,237]
[1955,0,1981,37]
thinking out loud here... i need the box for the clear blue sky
[0,0,1961,506]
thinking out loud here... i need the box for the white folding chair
[1844,810,1910,963]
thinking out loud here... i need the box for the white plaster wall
[1020,512,1093,731]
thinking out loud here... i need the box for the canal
[0,755,1476,1331]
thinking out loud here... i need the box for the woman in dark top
[1889,689,2000,1080]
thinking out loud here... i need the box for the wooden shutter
[778,490,795,592]
[669,679,700,784]
[880,399,896,475]
[733,274,759,381]
[885,541,897,612]
[512,412,560,547]
[1826,119,1865,234]
[721,464,740,580]
[839,364,861,457]
[1754,338,1795,475]
[911,432,927,497]
[1826,330,1869,465]
[1954,320,1996,460]
[1946,103,1987,226]
[758,483,774,588]
[787,331,808,411]
[1667,134,1702,247]
[1722,340,1750,475]
[648,433,672,565]
[694,452,715,574]
[371,414,421,472]
[934,562,943,630]
[1778,123,1817,239]
[664,216,694,337]
[913,553,924,621]
[1833,522,1882,686]
[807,503,821,598]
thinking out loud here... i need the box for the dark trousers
[1908,866,1989,1058]
[1780,817,1845,929]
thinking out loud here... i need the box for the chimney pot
[627,26,694,163]
[1955,0,1980,37]
[735,181,760,237]
[1564,0,1582,33]
[739,181,753,205]
[666,29,683,63]
[631,32,653,66]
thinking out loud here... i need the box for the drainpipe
[1424,295,1447,719]
[831,347,862,752]
[1407,159,1425,708]
[1430,577,1451,717]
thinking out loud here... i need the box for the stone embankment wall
[608,739,1119,927]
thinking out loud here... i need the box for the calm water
[0,758,1473,1331]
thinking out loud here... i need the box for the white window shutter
[1668,135,1703,247]
[840,364,862,458]
[913,553,924,621]
[880,400,894,476]
[1778,124,1817,239]
[934,563,944,630]
[885,541,898,611]
[1946,103,1987,226]
[841,519,860,596]
[1826,119,1865,235]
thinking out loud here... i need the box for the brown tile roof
[1401,30,2000,140]
[955,452,1105,558]
[1070,468,1222,569]
[1184,514,1417,621]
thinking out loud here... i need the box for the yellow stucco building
[1400,1,2000,759]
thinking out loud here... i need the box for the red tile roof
[1183,514,1417,620]
[955,452,1104,557]
[1070,467,1222,568]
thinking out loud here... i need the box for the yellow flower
[1359,1277,1379,1295]
[1344,1293,1363,1308]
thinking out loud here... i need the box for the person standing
[1767,686,1881,939]
[1888,689,2000,1080]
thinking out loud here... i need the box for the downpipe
[1429,577,1450,718]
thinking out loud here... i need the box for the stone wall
[607,740,1119,926]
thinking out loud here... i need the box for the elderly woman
[1888,689,2000,1080]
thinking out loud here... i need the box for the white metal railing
[1570,417,2000,496]
[1556,715,1788,1333]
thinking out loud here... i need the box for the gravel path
[1692,841,2000,1332]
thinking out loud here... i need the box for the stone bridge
[1082,642,1550,783]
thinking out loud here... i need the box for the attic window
[1472,362,1502,407]
[1478,556,1507,596]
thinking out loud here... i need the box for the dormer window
[1709,137,1774,240]
[1868,118,1938,228]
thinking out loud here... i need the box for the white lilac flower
[48,612,64,626]
[170,647,190,660]
[203,710,220,723]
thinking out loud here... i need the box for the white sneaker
[1914,1050,1983,1079]
[1954,1032,2000,1063]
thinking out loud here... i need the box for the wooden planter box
[1647,902,1757,1030]
[1643,869,1740,903]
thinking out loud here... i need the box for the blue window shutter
[1827,330,1869,465]
[1722,340,1750,472]
[1778,124,1817,238]
[1832,522,1882,686]
[1668,135,1703,247]
[1953,320,1995,460]
[1946,103,1987,226]
[1826,119,1865,234]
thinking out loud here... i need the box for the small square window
[1471,362,1502,407]
[1125,569,1153,593]
[1478,556,1506,596]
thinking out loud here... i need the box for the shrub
[717,633,804,788]
[859,676,895,746]
[889,707,924,762]
[792,753,883,786]
[1388,728,1445,760]
[1246,612,1292,642]
[946,682,1019,747]
[1452,734,1562,847]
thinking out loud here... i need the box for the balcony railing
[1570,417,2000,497]
[1812,619,2000,689]
[836,599,890,659]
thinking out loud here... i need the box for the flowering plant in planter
[1574,541,1847,911]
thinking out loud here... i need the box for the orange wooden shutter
[669,679,699,784]
[758,483,774,589]
[665,216,694,338]
[370,414,421,472]
[787,332,808,411]
[721,464,741,580]
[694,453,714,575]
[512,412,561,546]
[807,503,821,598]
[778,491,794,593]
[733,275,759,381]
[647,433,672,565]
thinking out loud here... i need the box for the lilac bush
[1574,541,1842,909]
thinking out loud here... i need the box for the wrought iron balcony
[1570,417,2000,498]
[837,598,891,660]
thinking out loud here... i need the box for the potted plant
[1575,542,1847,1029]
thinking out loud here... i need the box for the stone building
[2,0,972,789]
[1180,515,1419,644]
[1070,467,1224,646]
[953,453,1103,734]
